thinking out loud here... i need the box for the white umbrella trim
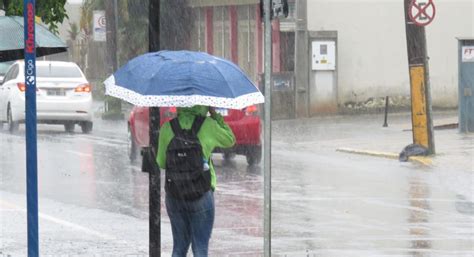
[104,75,265,109]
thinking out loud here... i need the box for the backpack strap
[190,116,206,136]
[170,118,183,137]
[170,116,205,137]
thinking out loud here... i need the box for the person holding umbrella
[104,50,264,256]
[156,105,235,256]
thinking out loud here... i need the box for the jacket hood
[177,105,209,117]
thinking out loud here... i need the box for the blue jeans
[166,190,215,257]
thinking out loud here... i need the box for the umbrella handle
[209,107,217,117]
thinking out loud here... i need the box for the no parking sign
[409,0,436,26]
[93,10,106,42]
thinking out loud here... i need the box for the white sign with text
[462,46,474,62]
[93,10,106,42]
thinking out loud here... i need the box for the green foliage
[68,22,79,41]
[1,0,68,35]
[79,0,104,37]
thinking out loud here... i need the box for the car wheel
[80,121,93,134]
[223,152,236,161]
[128,125,139,162]
[7,105,19,133]
[246,146,262,166]
[64,123,75,133]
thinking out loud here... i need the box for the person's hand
[209,107,217,117]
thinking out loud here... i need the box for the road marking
[336,148,398,159]
[65,150,93,157]
[0,198,115,240]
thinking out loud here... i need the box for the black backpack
[165,116,211,201]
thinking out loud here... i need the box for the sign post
[403,0,436,154]
[23,0,39,256]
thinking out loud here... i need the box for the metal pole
[113,0,119,68]
[24,0,39,256]
[383,96,389,127]
[263,0,272,256]
[148,0,161,256]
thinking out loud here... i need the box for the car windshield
[36,65,83,78]
[0,61,13,76]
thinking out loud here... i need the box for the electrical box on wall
[312,41,336,70]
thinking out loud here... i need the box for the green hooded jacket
[156,105,236,190]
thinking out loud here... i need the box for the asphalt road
[0,110,472,257]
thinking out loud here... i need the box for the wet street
[0,109,473,256]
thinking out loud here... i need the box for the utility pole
[403,0,435,154]
[148,0,161,256]
[103,0,123,120]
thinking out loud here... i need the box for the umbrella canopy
[104,50,264,109]
[0,16,67,62]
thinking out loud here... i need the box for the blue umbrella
[104,50,264,109]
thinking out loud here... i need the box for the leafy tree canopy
[0,0,68,34]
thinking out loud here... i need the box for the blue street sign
[23,0,39,256]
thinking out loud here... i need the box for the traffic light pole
[148,0,161,256]
[403,0,435,154]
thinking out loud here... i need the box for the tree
[79,0,104,39]
[68,22,79,41]
[0,0,68,34]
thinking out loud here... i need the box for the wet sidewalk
[270,110,473,256]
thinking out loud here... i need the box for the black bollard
[383,96,389,127]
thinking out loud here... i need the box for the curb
[336,148,432,166]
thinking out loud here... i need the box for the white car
[0,61,93,133]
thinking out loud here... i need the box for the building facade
[189,0,474,118]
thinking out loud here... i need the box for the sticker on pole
[409,0,436,26]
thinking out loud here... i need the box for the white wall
[425,0,474,106]
[307,0,474,107]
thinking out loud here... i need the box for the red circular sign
[409,0,436,26]
[98,16,106,27]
